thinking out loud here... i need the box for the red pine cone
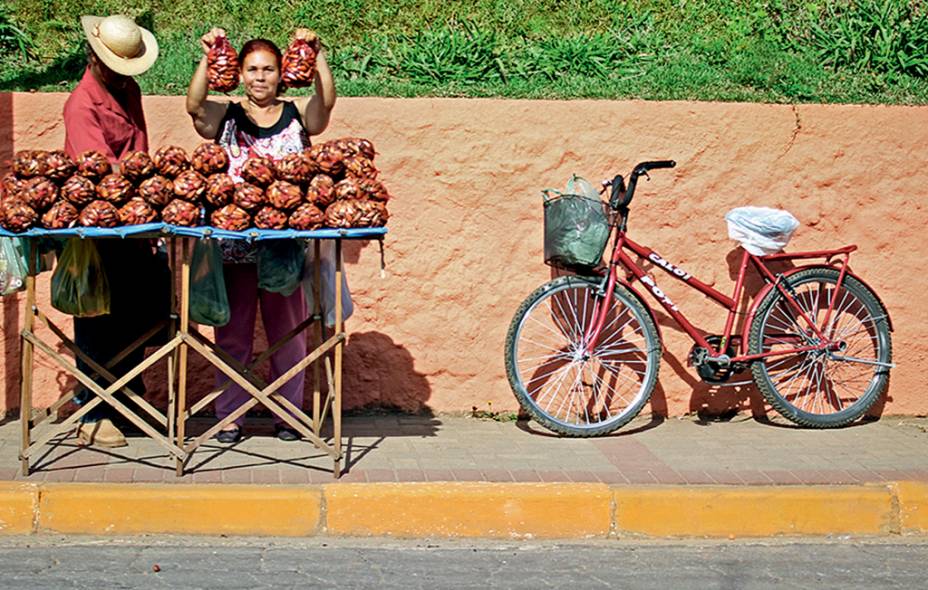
[207,35,239,92]
[288,203,325,230]
[233,182,265,211]
[44,150,77,182]
[119,151,156,182]
[12,150,48,179]
[254,206,288,229]
[60,175,96,207]
[96,174,135,205]
[76,150,112,181]
[280,38,317,88]
[241,156,276,187]
[162,199,201,226]
[118,198,159,225]
[343,155,378,181]
[191,142,229,176]
[305,174,335,207]
[323,199,364,228]
[204,173,236,208]
[266,180,303,211]
[341,137,376,161]
[334,177,361,201]
[173,170,207,203]
[138,175,174,208]
[357,200,389,227]
[1,199,37,232]
[274,152,316,184]
[79,200,120,228]
[41,201,79,229]
[152,145,190,178]
[23,177,59,211]
[210,204,251,231]
[359,177,390,202]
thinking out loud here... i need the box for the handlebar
[609,160,676,211]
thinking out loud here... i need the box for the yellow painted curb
[896,481,928,533]
[37,484,322,536]
[324,482,612,539]
[614,485,894,537]
[0,482,38,535]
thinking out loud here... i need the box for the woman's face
[241,50,280,102]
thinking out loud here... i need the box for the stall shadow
[1,91,16,423]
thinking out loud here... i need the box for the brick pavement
[1,414,927,485]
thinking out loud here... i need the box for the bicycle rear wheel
[504,275,661,437]
[748,268,892,428]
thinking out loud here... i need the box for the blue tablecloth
[0,223,387,241]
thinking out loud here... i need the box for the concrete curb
[1,481,927,538]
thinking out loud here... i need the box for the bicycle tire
[748,267,892,428]
[504,275,661,437]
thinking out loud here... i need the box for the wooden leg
[19,239,36,476]
[176,239,191,476]
[333,238,343,478]
[312,239,322,435]
[167,238,178,449]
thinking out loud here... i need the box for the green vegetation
[3,0,928,103]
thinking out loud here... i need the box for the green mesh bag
[542,176,612,271]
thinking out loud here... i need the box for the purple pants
[214,263,307,426]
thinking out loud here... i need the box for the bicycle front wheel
[748,268,893,428]
[504,275,661,437]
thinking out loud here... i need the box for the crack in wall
[777,105,802,160]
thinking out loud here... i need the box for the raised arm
[186,28,231,140]
[292,30,337,136]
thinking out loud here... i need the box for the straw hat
[81,15,158,76]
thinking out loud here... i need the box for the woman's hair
[238,39,282,72]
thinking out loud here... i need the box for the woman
[186,28,336,442]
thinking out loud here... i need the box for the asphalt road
[0,536,925,589]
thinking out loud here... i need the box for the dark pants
[73,240,171,423]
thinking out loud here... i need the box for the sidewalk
[2,414,928,539]
[2,414,927,485]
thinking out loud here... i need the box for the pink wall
[2,93,927,419]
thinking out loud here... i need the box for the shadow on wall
[1,92,18,419]
[342,331,431,412]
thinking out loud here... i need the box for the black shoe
[215,426,242,443]
[275,425,300,442]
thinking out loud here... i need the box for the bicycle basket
[543,191,612,271]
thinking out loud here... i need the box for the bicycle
[504,161,894,436]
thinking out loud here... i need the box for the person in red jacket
[63,15,169,448]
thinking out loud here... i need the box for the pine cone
[207,35,239,92]
[79,200,120,228]
[288,203,325,230]
[241,156,276,187]
[210,204,251,231]
[343,155,378,181]
[1,199,37,232]
[340,137,376,161]
[280,38,317,88]
[191,142,229,176]
[76,150,112,181]
[12,150,48,179]
[41,201,79,229]
[162,199,201,226]
[119,150,156,182]
[305,174,335,207]
[204,173,236,208]
[138,175,174,209]
[152,145,190,178]
[359,177,390,202]
[254,206,288,229]
[334,177,361,201]
[118,198,159,225]
[274,152,316,184]
[323,199,364,228]
[96,174,135,205]
[23,177,59,211]
[266,180,303,211]
[60,175,96,207]
[44,150,77,183]
[173,170,207,203]
[233,182,265,211]
[357,200,389,227]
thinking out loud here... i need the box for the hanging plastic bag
[189,240,230,327]
[725,206,800,256]
[257,240,304,296]
[50,239,110,317]
[0,237,28,296]
[302,240,354,328]
[542,174,611,271]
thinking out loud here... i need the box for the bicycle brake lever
[642,171,651,181]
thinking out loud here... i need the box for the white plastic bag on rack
[301,240,354,328]
[724,206,800,256]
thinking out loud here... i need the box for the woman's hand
[293,28,321,51]
[200,28,228,54]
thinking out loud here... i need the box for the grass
[2,0,928,104]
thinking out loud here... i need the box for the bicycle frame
[583,228,858,364]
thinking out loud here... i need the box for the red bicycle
[505,161,894,436]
